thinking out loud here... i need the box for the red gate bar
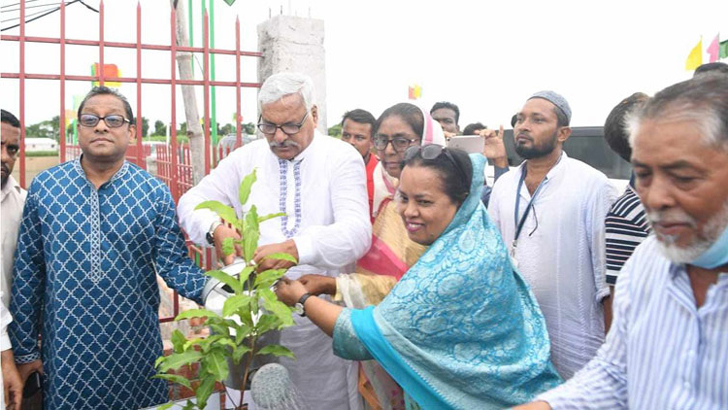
[98,1,104,87]
[203,10,211,175]
[136,2,144,169]
[18,0,26,187]
[59,0,66,163]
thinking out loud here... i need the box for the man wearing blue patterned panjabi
[9,86,208,410]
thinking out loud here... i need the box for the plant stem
[237,335,257,408]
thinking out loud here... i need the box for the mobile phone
[447,135,484,154]
[23,371,42,398]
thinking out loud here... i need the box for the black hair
[77,86,134,124]
[694,62,728,77]
[341,108,376,130]
[402,146,473,207]
[554,106,569,127]
[603,92,650,162]
[510,114,518,128]
[1,109,21,128]
[430,101,460,124]
[375,103,424,139]
[462,122,486,135]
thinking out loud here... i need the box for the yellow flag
[685,39,702,71]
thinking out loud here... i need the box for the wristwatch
[206,221,223,246]
[295,293,313,317]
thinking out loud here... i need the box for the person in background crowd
[430,101,460,139]
[603,92,651,294]
[488,91,618,379]
[9,87,208,410]
[1,109,25,410]
[277,146,562,409]
[177,72,371,410]
[341,109,378,219]
[514,71,728,410]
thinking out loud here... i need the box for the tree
[328,123,342,138]
[218,123,235,136]
[141,117,150,137]
[242,122,256,135]
[25,116,61,141]
[153,120,167,137]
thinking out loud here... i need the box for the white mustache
[269,140,300,149]
[647,210,697,228]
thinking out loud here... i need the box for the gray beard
[650,200,728,264]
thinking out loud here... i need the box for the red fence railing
[2,0,262,323]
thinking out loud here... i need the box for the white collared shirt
[539,237,728,409]
[1,174,26,310]
[488,153,618,379]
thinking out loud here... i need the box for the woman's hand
[299,274,336,296]
[274,277,308,306]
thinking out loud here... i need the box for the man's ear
[128,123,137,143]
[311,105,319,126]
[557,126,572,143]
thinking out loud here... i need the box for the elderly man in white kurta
[488,91,617,379]
[177,72,371,409]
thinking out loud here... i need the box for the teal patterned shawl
[351,153,562,409]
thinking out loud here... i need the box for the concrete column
[258,16,328,134]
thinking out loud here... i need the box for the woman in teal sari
[276,145,562,409]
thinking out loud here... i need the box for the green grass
[25,150,59,157]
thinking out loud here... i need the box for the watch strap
[297,293,312,316]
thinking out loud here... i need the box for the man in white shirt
[1,109,25,410]
[488,91,617,379]
[177,72,371,409]
[514,69,728,410]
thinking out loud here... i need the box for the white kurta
[1,175,26,309]
[488,153,617,379]
[178,131,371,410]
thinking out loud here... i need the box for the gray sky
[2,0,727,132]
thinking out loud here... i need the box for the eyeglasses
[257,111,309,136]
[404,144,469,188]
[79,114,131,128]
[372,135,419,152]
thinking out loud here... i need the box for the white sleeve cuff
[293,234,315,265]
[0,333,11,351]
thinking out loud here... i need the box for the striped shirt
[538,236,728,409]
[605,185,650,285]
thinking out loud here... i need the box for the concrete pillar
[258,16,328,134]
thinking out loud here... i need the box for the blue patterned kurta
[9,159,207,410]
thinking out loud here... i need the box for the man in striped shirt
[603,93,651,288]
[514,74,728,409]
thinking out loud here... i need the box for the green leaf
[238,265,255,289]
[255,313,281,334]
[232,344,252,365]
[152,374,192,389]
[222,237,235,257]
[156,402,175,410]
[171,329,187,354]
[254,269,287,289]
[194,201,238,225]
[182,337,207,352]
[234,323,252,345]
[209,323,230,337]
[243,206,260,262]
[258,212,286,224]
[204,349,229,381]
[222,294,252,317]
[195,377,216,409]
[259,288,295,327]
[175,308,219,322]
[213,337,237,351]
[157,350,203,372]
[257,344,295,359]
[154,355,166,368]
[205,270,242,294]
[238,169,257,207]
[261,252,297,263]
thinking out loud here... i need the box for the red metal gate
[1,0,261,322]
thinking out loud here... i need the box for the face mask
[690,225,728,270]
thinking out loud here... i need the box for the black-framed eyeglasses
[257,111,309,136]
[79,114,131,128]
[372,135,419,152]
[404,144,469,188]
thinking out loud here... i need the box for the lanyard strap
[514,166,546,242]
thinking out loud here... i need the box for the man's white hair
[258,72,316,112]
